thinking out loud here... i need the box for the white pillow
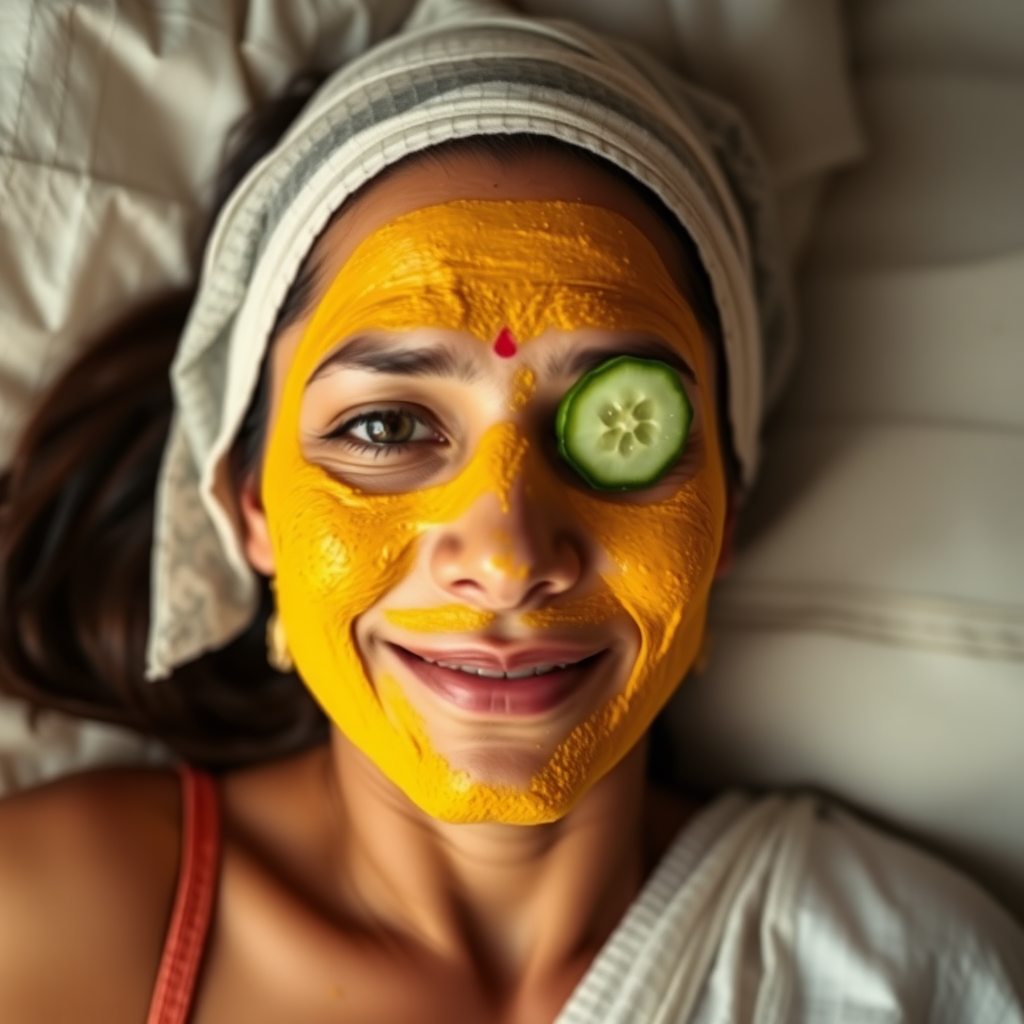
[667,0,1024,917]
[0,0,417,471]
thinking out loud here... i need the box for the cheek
[276,473,419,627]
[565,469,724,673]
[284,494,350,596]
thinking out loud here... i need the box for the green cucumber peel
[555,355,692,491]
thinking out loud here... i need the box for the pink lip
[389,643,607,716]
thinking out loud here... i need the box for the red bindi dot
[493,327,518,358]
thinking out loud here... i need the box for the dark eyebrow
[307,335,482,385]
[547,337,697,384]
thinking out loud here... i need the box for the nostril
[522,579,563,607]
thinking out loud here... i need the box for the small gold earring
[266,583,294,673]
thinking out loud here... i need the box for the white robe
[557,795,1024,1023]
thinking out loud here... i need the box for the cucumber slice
[556,356,692,490]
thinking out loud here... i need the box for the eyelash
[322,408,444,458]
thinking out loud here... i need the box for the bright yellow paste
[262,200,726,824]
[509,365,537,412]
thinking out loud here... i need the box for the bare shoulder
[0,767,183,1024]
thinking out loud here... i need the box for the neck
[325,730,658,994]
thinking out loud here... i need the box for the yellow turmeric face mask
[263,199,727,824]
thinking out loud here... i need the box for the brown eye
[363,410,417,444]
[326,407,441,450]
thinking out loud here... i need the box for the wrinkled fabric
[0,0,416,472]
[558,792,1024,1023]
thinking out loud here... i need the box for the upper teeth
[422,659,571,679]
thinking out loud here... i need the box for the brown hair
[0,80,329,767]
[0,80,729,770]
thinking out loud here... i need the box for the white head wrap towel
[147,0,792,680]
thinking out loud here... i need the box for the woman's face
[244,150,728,824]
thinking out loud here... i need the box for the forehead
[306,148,694,305]
[266,149,717,410]
[312,200,700,353]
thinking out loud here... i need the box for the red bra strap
[146,765,221,1024]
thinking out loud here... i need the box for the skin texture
[0,150,728,1024]
[261,199,726,824]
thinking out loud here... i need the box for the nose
[429,477,583,613]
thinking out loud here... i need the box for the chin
[380,746,590,826]
[440,744,554,791]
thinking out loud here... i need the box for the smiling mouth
[389,644,607,716]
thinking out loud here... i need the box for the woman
[1,3,1022,1022]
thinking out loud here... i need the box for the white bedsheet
[667,0,1024,917]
